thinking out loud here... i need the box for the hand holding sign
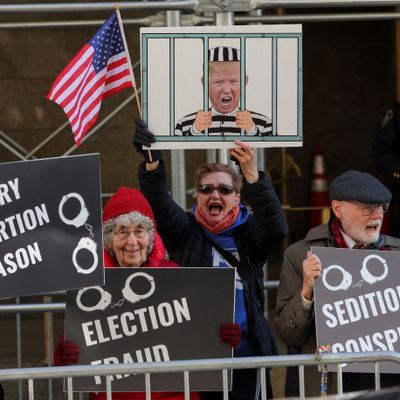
[219,322,241,348]
[301,250,322,301]
[54,337,80,366]
[132,118,162,164]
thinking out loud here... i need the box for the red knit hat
[102,187,156,227]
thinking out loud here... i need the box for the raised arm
[133,119,190,252]
[231,140,288,256]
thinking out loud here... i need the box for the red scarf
[330,217,348,249]
[194,205,240,234]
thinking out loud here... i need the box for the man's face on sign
[208,61,247,114]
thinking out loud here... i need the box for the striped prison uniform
[175,109,273,137]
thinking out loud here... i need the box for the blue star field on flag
[89,13,126,73]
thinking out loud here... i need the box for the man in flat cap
[175,46,272,136]
[273,170,400,397]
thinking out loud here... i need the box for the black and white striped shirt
[175,108,272,137]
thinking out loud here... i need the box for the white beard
[340,215,382,245]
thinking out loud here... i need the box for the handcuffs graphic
[360,254,388,284]
[76,286,112,312]
[122,272,156,304]
[76,272,156,312]
[322,264,352,291]
[72,237,98,274]
[322,254,389,292]
[58,192,98,275]
[58,192,89,228]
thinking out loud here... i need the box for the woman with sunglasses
[134,119,288,400]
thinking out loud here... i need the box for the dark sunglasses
[197,184,235,196]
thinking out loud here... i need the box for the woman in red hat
[53,187,199,400]
[101,187,176,270]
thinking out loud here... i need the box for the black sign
[66,267,236,391]
[313,246,400,373]
[0,154,104,299]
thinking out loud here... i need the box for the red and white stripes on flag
[47,11,134,145]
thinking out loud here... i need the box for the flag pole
[115,4,141,115]
[116,4,153,162]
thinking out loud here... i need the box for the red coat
[90,391,200,400]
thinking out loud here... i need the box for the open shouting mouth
[208,202,223,216]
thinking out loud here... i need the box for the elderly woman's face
[112,223,149,267]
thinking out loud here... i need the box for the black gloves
[229,154,240,165]
[133,118,162,163]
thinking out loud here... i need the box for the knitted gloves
[53,338,80,366]
[219,322,241,348]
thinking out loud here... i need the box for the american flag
[47,11,133,145]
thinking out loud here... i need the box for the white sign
[141,24,303,149]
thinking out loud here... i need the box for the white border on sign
[140,24,303,150]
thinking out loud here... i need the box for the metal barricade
[1,293,399,400]
[0,297,66,400]
[0,352,400,400]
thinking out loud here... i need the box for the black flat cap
[329,170,392,203]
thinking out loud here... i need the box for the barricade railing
[0,352,399,400]
[0,280,278,388]
[0,296,67,400]
[0,281,275,400]
[0,281,278,315]
[1,298,399,398]
[0,278,278,375]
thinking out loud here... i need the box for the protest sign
[0,154,103,299]
[141,24,302,149]
[66,267,236,391]
[313,246,400,373]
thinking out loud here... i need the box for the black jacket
[373,103,400,200]
[138,159,288,356]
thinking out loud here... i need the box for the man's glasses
[347,201,389,216]
[197,184,235,196]
[114,226,147,240]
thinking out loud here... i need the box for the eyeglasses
[197,184,236,196]
[347,201,389,216]
[114,226,147,240]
